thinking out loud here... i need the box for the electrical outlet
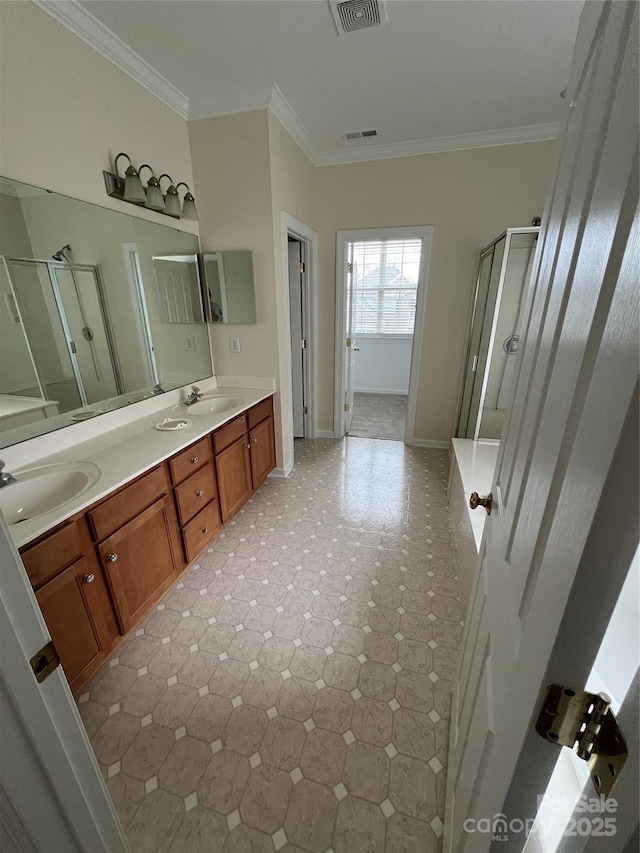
[185,335,195,352]
[229,336,241,353]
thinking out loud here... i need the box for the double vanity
[3,387,276,694]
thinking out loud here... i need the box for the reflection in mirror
[0,176,213,448]
[203,251,257,324]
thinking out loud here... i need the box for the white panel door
[445,2,639,849]
[289,240,305,438]
[344,243,357,434]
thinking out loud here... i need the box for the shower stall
[457,227,539,440]
[3,257,122,413]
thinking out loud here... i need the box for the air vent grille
[345,128,378,140]
[330,0,385,35]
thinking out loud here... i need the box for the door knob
[83,573,95,583]
[107,553,118,562]
[470,492,492,515]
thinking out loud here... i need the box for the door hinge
[471,354,478,373]
[69,340,77,354]
[536,684,628,797]
[347,262,353,274]
[300,262,305,274]
[301,339,307,349]
[30,641,61,684]
[303,406,308,415]
[346,337,352,348]
[344,403,351,412]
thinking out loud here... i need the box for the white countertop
[7,386,274,550]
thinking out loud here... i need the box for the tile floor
[78,438,463,853]
[348,394,408,441]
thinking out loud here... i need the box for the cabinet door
[36,558,104,691]
[98,496,180,632]
[250,416,275,489]
[215,437,252,522]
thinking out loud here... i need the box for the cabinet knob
[196,489,204,497]
[244,443,251,449]
[252,437,258,443]
[107,553,118,562]
[202,526,209,534]
[191,456,199,464]
[83,573,95,584]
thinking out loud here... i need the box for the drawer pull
[202,526,209,534]
[107,553,118,562]
[239,417,245,424]
[196,489,204,497]
[191,456,199,464]
[244,443,251,449]
[252,437,258,443]
[83,573,95,584]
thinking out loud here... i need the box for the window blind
[351,239,421,335]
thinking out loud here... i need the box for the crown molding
[33,0,189,119]
[313,122,561,166]
[268,86,321,165]
[188,92,272,123]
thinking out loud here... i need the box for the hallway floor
[348,393,408,441]
[79,438,462,853]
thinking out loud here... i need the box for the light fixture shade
[123,165,146,204]
[182,193,199,221]
[164,189,181,218]
[145,181,165,212]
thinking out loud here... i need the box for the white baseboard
[354,388,409,395]
[315,430,336,439]
[405,438,450,449]
[269,459,294,479]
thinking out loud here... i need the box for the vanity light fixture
[177,182,199,221]
[138,164,165,212]
[103,153,196,221]
[159,173,181,218]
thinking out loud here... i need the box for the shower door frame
[457,227,539,441]
[8,258,123,408]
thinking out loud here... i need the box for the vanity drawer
[169,437,212,484]
[248,397,273,429]
[20,520,84,589]
[88,465,168,542]
[174,462,217,526]
[213,413,248,455]
[182,501,222,563]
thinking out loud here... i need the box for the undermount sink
[177,395,244,416]
[0,462,101,525]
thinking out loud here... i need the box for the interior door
[344,243,357,433]
[444,2,639,849]
[288,240,305,438]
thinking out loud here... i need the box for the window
[351,239,421,335]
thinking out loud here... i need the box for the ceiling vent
[345,128,378,140]
[329,0,386,35]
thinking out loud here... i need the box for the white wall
[353,336,412,394]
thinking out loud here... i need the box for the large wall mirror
[0,176,213,449]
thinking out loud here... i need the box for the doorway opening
[284,214,317,443]
[334,227,432,442]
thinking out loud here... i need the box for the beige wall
[0,2,197,236]
[313,141,557,439]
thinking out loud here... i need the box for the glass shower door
[51,265,120,406]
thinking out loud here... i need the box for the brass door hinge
[346,337,352,348]
[344,403,351,412]
[300,262,305,274]
[303,406,308,414]
[347,262,353,274]
[536,684,628,796]
[30,641,60,683]
[301,339,307,349]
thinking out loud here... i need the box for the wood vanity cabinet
[20,519,118,691]
[248,401,276,489]
[214,414,253,522]
[90,466,182,633]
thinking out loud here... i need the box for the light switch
[229,336,241,353]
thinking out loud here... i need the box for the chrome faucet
[0,459,16,488]
[184,386,203,406]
